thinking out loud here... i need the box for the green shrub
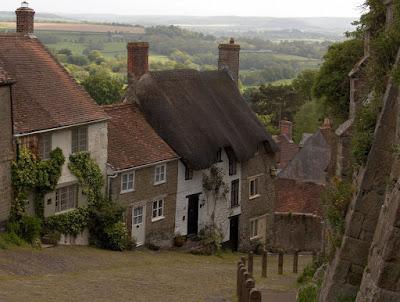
[20,215,42,243]
[88,198,127,250]
[0,231,27,249]
[103,222,128,251]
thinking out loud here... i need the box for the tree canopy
[80,75,124,105]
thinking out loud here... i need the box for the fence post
[239,267,247,301]
[237,261,245,296]
[241,272,250,302]
[241,255,246,267]
[248,251,253,277]
[262,251,267,278]
[293,250,299,273]
[278,250,283,275]
[244,278,255,302]
[249,288,262,302]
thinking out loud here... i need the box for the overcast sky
[4,0,365,18]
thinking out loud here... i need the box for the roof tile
[0,34,109,134]
[103,101,178,170]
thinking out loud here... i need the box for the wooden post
[262,251,267,278]
[249,288,262,302]
[241,272,250,302]
[244,278,255,302]
[293,250,298,273]
[278,250,283,275]
[239,267,247,300]
[237,261,245,296]
[241,255,246,267]
[248,251,253,277]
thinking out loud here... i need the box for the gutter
[14,117,112,137]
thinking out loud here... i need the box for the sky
[4,0,365,18]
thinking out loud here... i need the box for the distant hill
[0,11,356,40]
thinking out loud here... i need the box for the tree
[292,69,318,102]
[292,100,324,144]
[80,75,124,105]
[312,39,363,123]
[249,84,302,127]
[58,48,72,56]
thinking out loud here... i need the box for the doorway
[229,215,239,251]
[132,204,146,246]
[187,193,200,238]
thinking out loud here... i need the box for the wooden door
[132,205,146,246]
[187,194,199,238]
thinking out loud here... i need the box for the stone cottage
[0,4,109,242]
[123,40,278,251]
[104,102,179,248]
[0,67,15,230]
[274,120,332,251]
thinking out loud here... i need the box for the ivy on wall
[10,147,127,251]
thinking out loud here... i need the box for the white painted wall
[175,149,241,242]
[43,121,108,217]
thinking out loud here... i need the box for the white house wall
[175,149,241,242]
[40,121,108,217]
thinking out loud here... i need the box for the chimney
[218,38,240,86]
[15,2,35,35]
[320,118,331,142]
[279,117,293,140]
[127,42,149,86]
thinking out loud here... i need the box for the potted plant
[174,233,185,247]
[127,236,137,251]
[270,244,280,253]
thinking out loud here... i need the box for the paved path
[262,291,296,302]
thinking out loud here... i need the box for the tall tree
[80,75,124,105]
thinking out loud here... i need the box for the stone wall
[239,143,276,252]
[0,85,13,229]
[274,213,323,252]
[319,52,400,302]
[110,160,178,249]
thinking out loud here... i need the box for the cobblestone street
[0,246,312,301]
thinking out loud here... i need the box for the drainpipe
[106,163,118,197]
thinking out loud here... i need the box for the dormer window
[229,159,237,175]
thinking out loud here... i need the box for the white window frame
[132,205,144,225]
[152,199,164,222]
[121,172,135,193]
[55,184,77,213]
[154,164,166,185]
[250,219,259,239]
[249,177,260,199]
[39,133,52,160]
[72,126,88,153]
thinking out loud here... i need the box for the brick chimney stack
[320,118,331,142]
[280,117,293,140]
[218,38,240,86]
[127,42,149,86]
[15,2,35,35]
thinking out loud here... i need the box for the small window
[249,177,259,198]
[217,148,222,162]
[55,185,77,213]
[231,179,239,207]
[39,133,52,160]
[154,164,166,185]
[250,219,258,238]
[185,167,193,180]
[121,172,134,193]
[152,199,164,221]
[72,126,88,153]
[255,143,260,155]
[229,159,237,175]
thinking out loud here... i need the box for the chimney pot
[218,39,240,86]
[15,2,35,34]
[127,42,149,86]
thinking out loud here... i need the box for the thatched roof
[127,69,278,170]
